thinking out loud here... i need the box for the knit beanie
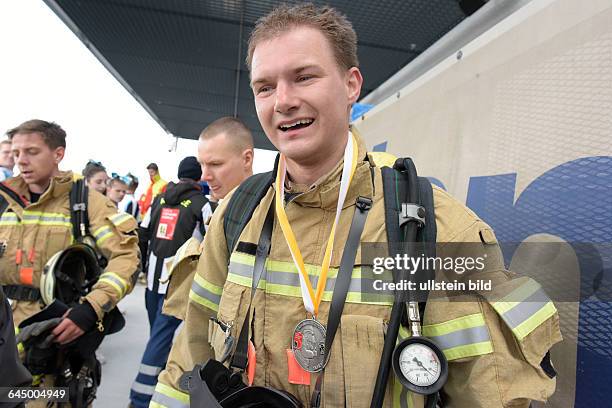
[177,156,202,181]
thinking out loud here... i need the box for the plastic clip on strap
[230,204,275,372]
[310,196,372,408]
[399,203,425,229]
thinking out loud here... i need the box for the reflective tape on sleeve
[109,212,133,227]
[491,280,557,341]
[423,313,493,361]
[189,273,222,312]
[98,272,128,297]
[150,382,189,408]
[93,225,114,245]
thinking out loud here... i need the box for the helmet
[40,243,101,306]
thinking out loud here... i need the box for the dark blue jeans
[130,289,181,408]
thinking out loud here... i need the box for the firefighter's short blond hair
[246,3,358,72]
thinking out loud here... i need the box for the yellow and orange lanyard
[274,132,359,316]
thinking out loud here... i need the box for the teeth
[280,119,313,129]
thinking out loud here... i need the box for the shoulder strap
[0,195,8,217]
[381,161,436,309]
[381,167,437,257]
[0,182,28,210]
[70,179,91,242]
[417,176,437,258]
[223,155,279,256]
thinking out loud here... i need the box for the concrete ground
[95,283,148,407]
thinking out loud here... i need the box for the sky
[0,0,277,197]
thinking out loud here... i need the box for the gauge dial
[398,343,441,387]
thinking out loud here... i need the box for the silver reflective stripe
[131,381,155,395]
[151,391,189,408]
[191,280,222,306]
[229,262,382,294]
[428,325,490,351]
[100,273,127,293]
[23,214,70,223]
[501,288,550,329]
[139,363,162,376]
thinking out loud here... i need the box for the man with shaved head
[198,116,254,200]
[132,117,253,408]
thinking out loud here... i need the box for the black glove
[16,318,61,345]
[67,301,98,332]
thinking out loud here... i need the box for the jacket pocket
[339,314,391,408]
[210,283,248,363]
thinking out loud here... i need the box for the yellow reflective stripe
[442,341,494,361]
[422,313,485,337]
[491,278,557,340]
[14,326,24,354]
[193,274,223,295]
[189,290,219,312]
[229,252,393,304]
[492,278,541,315]
[93,225,114,245]
[423,313,493,361]
[512,301,557,341]
[109,212,133,226]
[0,213,19,226]
[189,274,223,312]
[189,274,222,312]
[151,382,189,408]
[99,272,128,297]
[22,211,71,227]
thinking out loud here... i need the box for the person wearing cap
[129,157,209,408]
[138,163,167,216]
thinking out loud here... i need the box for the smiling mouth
[278,118,314,132]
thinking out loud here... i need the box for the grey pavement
[95,283,149,407]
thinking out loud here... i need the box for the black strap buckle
[356,196,373,212]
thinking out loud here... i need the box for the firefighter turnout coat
[0,171,140,326]
[153,136,562,408]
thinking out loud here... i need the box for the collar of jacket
[7,170,74,204]
[280,133,373,211]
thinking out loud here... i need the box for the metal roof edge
[360,0,534,106]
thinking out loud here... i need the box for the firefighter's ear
[53,146,65,164]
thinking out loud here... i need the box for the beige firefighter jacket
[0,171,140,324]
[161,237,203,320]
[153,136,562,408]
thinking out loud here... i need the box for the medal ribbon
[275,132,359,316]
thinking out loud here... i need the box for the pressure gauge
[392,336,448,394]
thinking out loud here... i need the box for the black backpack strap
[417,176,437,259]
[223,155,278,256]
[70,179,90,242]
[382,162,436,308]
[0,182,28,210]
[0,195,8,217]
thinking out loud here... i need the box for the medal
[276,132,359,372]
[292,318,328,373]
